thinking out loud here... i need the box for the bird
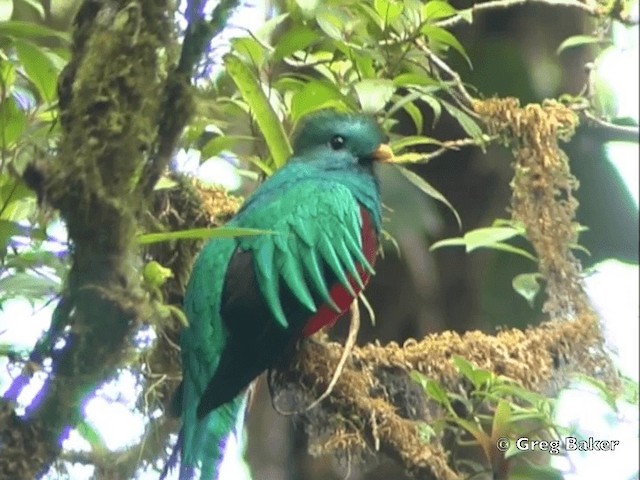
[163,109,395,480]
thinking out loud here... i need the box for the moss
[473,98,585,318]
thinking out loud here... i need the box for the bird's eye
[329,135,346,150]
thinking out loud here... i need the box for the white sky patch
[83,396,146,451]
[198,156,243,190]
[0,297,52,349]
[586,259,640,381]
[606,141,640,207]
[554,383,639,480]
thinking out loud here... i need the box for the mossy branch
[277,309,610,480]
[140,0,241,196]
[0,0,241,478]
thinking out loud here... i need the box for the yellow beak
[370,143,396,162]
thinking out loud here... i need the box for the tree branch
[435,0,639,29]
[582,110,640,143]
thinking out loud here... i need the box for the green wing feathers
[235,181,375,328]
[182,238,237,391]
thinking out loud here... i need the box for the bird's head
[292,110,395,166]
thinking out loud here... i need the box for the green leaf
[421,94,442,125]
[224,54,292,169]
[315,8,346,41]
[458,9,474,24]
[15,0,46,19]
[512,272,543,308]
[412,371,452,409]
[400,100,424,134]
[422,0,457,21]
[0,176,34,221]
[557,35,609,55]
[356,2,385,30]
[440,99,483,140]
[410,370,428,390]
[396,165,461,228]
[14,39,60,102]
[463,226,522,251]
[432,233,536,261]
[390,135,442,152]
[0,58,16,89]
[0,220,28,249]
[0,272,60,299]
[153,176,178,190]
[0,20,70,42]
[392,73,438,88]
[621,374,639,405]
[430,237,465,251]
[491,218,525,231]
[353,79,395,113]
[425,378,451,406]
[487,242,537,262]
[201,135,254,159]
[4,249,65,273]
[421,26,471,68]
[230,37,266,68]
[273,75,306,95]
[295,0,321,16]
[290,79,348,123]
[246,155,274,176]
[491,382,550,406]
[0,96,27,148]
[352,51,376,79]
[374,0,404,24]
[491,400,512,439]
[417,422,436,442]
[77,421,108,452]
[273,25,320,61]
[453,355,493,389]
[136,227,273,245]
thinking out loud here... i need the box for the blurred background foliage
[0,0,638,479]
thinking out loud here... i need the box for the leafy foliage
[1,19,68,311]
[412,357,566,480]
[185,0,482,172]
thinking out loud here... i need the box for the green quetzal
[163,110,394,480]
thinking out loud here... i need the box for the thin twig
[435,0,638,29]
[415,40,477,114]
[272,301,361,415]
[302,301,361,412]
[583,110,640,142]
[394,135,498,164]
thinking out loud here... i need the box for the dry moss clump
[474,98,585,318]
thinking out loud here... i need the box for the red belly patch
[302,206,378,336]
